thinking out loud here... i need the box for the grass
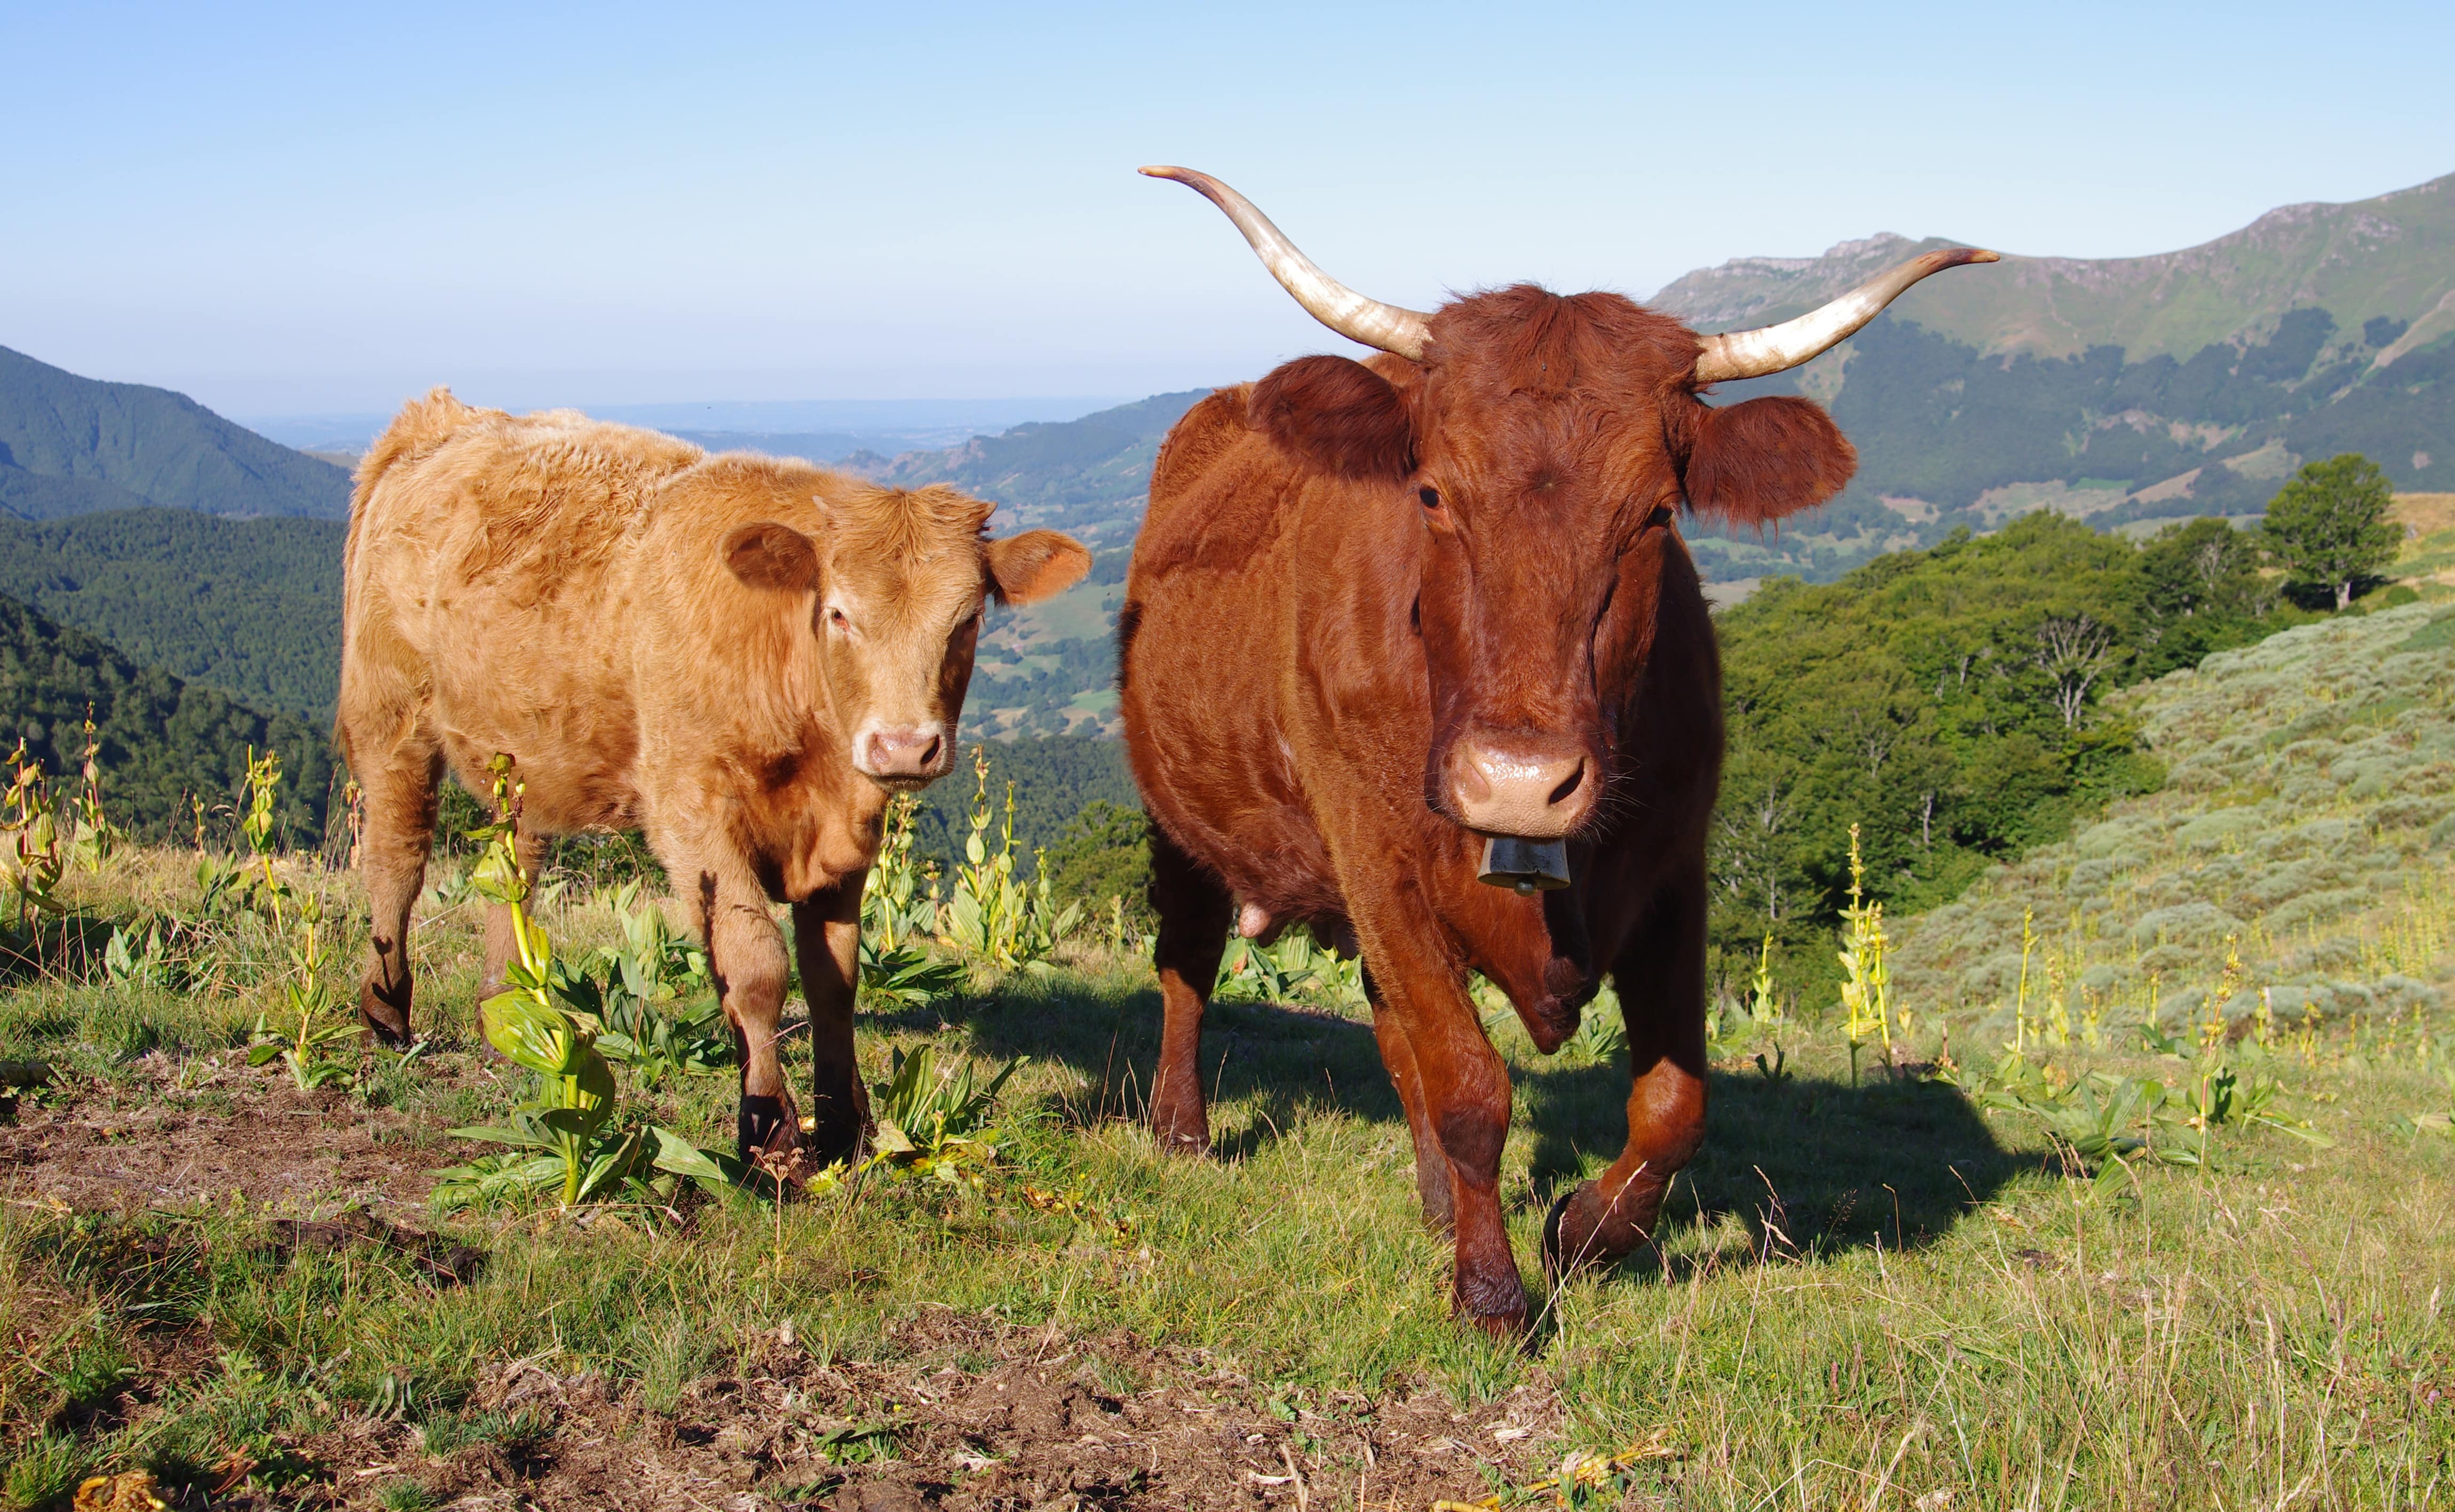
[4,843,2452,1508]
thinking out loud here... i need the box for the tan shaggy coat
[338,389,1087,1161]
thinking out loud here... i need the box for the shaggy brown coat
[339,389,1087,1162]
[1120,286,1857,1334]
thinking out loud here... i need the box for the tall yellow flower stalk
[1836,824,1894,1085]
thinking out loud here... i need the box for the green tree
[1041,799,1153,929]
[2261,453,2400,610]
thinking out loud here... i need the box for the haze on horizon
[6,1,2452,419]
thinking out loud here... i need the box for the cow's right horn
[1692,245,1999,384]
[1143,166,1433,361]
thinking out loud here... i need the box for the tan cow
[338,389,1089,1164]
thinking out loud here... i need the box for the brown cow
[339,390,1088,1164]
[1122,169,1991,1333]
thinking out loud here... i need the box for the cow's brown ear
[1680,395,1858,527]
[1247,355,1414,480]
[986,529,1092,606]
[722,521,819,593]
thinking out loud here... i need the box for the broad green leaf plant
[432,758,736,1213]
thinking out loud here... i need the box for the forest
[0,593,334,847]
[0,508,345,722]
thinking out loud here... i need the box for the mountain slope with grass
[1890,599,2451,1045]
[0,592,332,846]
[0,345,352,521]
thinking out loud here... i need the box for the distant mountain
[0,345,352,521]
[1646,171,2455,587]
[0,591,334,847]
[856,390,1209,546]
[1653,172,2455,364]
[0,509,344,723]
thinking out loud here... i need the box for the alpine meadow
[5,133,2455,1512]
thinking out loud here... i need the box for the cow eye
[1418,487,1441,509]
[828,607,850,631]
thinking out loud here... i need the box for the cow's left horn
[1142,166,1433,361]
[1691,246,2000,384]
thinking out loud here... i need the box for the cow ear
[1247,354,1415,480]
[1679,395,1857,527]
[722,521,819,593]
[986,529,1092,606]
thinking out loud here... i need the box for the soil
[281,1315,1588,1511]
[2,1060,1614,1511]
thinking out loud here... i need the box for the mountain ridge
[0,344,352,522]
[1652,171,2455,365]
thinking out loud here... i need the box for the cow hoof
[1454,1260,1532,1339]
[1153,1125,1212,1159]
[1454,1294,1531,1341]
[738,1095,801,1169]
[803,1114,864,1172]
[357,988,413,1051]
[1540,1189,1581,1281]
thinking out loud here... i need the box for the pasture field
[3,840,2453,1512]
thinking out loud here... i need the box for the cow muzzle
[1446,732,1594,840]
[856,723,950,786]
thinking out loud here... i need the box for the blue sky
[5,1,2452,418]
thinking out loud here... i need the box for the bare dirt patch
[0,1059,459,1217]
[297,1312,1578,1511]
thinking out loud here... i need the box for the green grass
[5,840,2453,1507]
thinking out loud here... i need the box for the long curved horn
[1692,246,2000,384]
[1142,166,1434,361]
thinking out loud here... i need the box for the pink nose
[865,728,945,780]
[1447,734,1591,839]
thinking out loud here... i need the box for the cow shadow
[1518,1048,2023,1269]
[947,979,1403,1159]
[930,978,2020,1265]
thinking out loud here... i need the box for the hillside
[856,389,1207,546]
[1891,600,2451,1039]
[0,508,345,722]
[0,345,352,521]
[0,592,333,847]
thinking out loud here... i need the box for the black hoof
[738,1095,796,1166]
[1540,1189,1578,1281]
[803,1111,862,1171]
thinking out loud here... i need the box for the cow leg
[1543,866,1709,1280]
[480,815,549,1000]
[792,873,872,1171]
[1147,824,1231,1155]
[1364,965,1455,1232]
[1355,909,1527,1336]
[694,863,800,1165]
[353,739,442,1048]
